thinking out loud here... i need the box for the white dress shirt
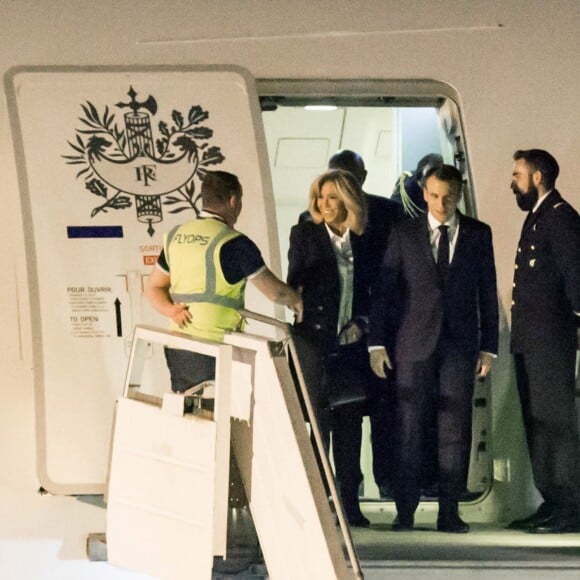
[324,223,354,335]
[427,212,460,264]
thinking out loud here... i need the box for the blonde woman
[288,169,377,527]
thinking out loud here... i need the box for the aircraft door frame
[256,77,493,505]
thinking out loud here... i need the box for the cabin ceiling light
[304,105,337,111]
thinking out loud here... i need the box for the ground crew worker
[145,170,303,391]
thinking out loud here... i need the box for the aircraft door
[6,66,280,494]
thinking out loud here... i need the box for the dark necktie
[437,224,450,280]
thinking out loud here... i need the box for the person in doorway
[391,153,444,498]
[507,149,580,533]
[300,149,402,499]
[391,153,443,498]
[369,164,498,532]
[391,153,444,218]
[145,170,303,392]
[288,168,377,527]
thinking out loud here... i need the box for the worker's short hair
[201,171,242,206]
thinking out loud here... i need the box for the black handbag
[324,332,372,409]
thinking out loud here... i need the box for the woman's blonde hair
[308,169,368,235]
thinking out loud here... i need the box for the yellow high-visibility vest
[164,217,246,342]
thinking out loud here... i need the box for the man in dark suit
[369,164,499,532]
[507,149,580,534]
[391,153,444,495]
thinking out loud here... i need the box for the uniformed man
[145,170,303,392]
[508,149,580,533]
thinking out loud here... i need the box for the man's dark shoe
[348,513,371,528]
[507,502,552,530]
[344,504,370,528]
[437,511,469,533]
[529,513,580,534]
[392,513,414,531]
[341,493,371,528]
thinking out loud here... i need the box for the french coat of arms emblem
[64,86,225,236]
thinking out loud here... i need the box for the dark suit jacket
[365,194,404,283]
[511,190,580,353]
[288,221,373,351]
[369,212,499,362]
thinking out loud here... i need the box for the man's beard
[513,182,539,211]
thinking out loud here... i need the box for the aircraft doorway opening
[257,82,491,507]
